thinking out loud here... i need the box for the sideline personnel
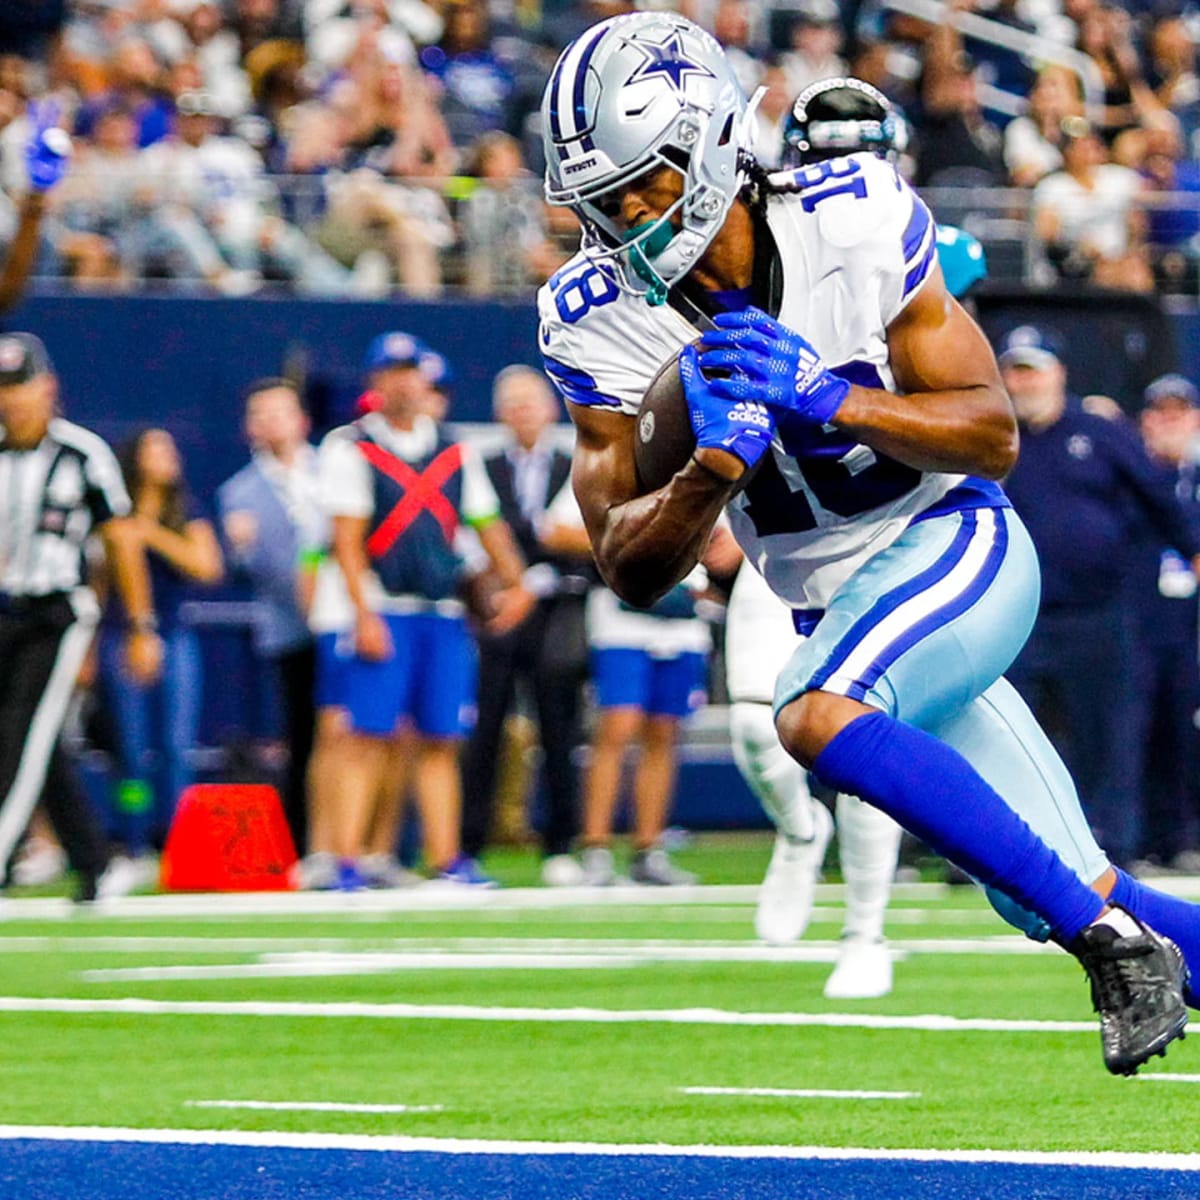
[0,333,159,899]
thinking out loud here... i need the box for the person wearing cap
[316,331,535,887]
[0,332,160,901]
[1000,328,1200,868]
[1128,374,1200,870]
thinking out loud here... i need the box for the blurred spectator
[913,28,1005,187]
[75,36,174,148]
[52,99,141,285]
[316,331,533,886]
[218,379,324,853]
[419,0,516,149]
[229,0,303,57]
[1129,374,1200,873]
[338,48,455,177]
[460,366,587,884]
[461,131,558,295]
[1149,17,1200,158]
[750,62,794,170]
[97,428,223,873]
[1000,327,1200,868]
[181,2,252,119]
[318,168,450,295]
[1031,116,1151,290]
[1004,65,1085,188]
[304,0,441,72]
[0,332,156,903]
[1077,6,1168,145]
[780,0,846,101]
[1140,123,1200,294]
[712,0,763,99]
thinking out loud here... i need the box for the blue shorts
[315,632,349,710]
[774,505,1038,731]
[592,648,707,717]
[320,613,476,738]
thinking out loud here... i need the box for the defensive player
[537,12,1196,1074]
[731,81,987,1000]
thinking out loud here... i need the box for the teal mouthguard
[623,219,674,306]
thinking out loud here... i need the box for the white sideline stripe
[681,1087,920,1101]
[81,953,647,980]
[2,1125,1200,1171]
[0,996,1098,1033]
[1137,1074,1200,1084]
[0,916,1017,954]
[185,1100,445,1115]
[0,882,952,920]
[76,937,1053,982]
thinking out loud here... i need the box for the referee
[0,332,160,900]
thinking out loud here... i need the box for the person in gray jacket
[217,378,325,851]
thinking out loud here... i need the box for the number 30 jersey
[536,152,1004,609]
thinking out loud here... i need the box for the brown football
[633,346,699,495]
[633,345,762,494]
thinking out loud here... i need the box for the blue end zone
[4,1141,1200,1200]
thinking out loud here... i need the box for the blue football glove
[25,101,71,194]
[679,343,775,472]
[698,307,850,425]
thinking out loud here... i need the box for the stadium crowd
[1,0,1200,293]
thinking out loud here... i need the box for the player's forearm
[832,383,1019,480]
[596,459,736,608]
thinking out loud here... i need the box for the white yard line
[185,1100,445,1114]
[0,882,955,920]
[1,1125,1198,1171]
[1136,1074,1200,1084]
[76,937,1052,982]
[681,1086,920,1101]
[0,995,1097,1033]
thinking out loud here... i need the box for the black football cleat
[1070,912,1188,1076]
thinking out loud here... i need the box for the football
[633,345,763,494]
[633,346,699,494]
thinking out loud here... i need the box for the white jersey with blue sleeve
[537,153,1000,609]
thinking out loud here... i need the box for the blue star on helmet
[626,31,714,94]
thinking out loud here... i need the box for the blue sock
[1110,869,1199,1006]
[813,711,1103,941]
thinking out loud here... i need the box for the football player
[537,13,1197,1074]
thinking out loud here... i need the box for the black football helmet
[782,77,908,167]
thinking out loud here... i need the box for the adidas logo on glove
[727,401,772,429]
[793,346,826,395]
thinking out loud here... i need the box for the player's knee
[775,693,826,770]
[775,690,854,770]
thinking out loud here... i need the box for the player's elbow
[602,563,669,611]
[976,416,1020,480]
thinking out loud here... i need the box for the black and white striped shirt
[0,418,130,597]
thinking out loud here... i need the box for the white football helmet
[542,13,758,305]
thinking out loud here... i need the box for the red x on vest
[357,439,464,559]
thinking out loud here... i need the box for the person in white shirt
[1032,116,1151,291]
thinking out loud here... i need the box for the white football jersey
[537,152,968,609]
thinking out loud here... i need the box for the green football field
[3,832,1200,1159]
